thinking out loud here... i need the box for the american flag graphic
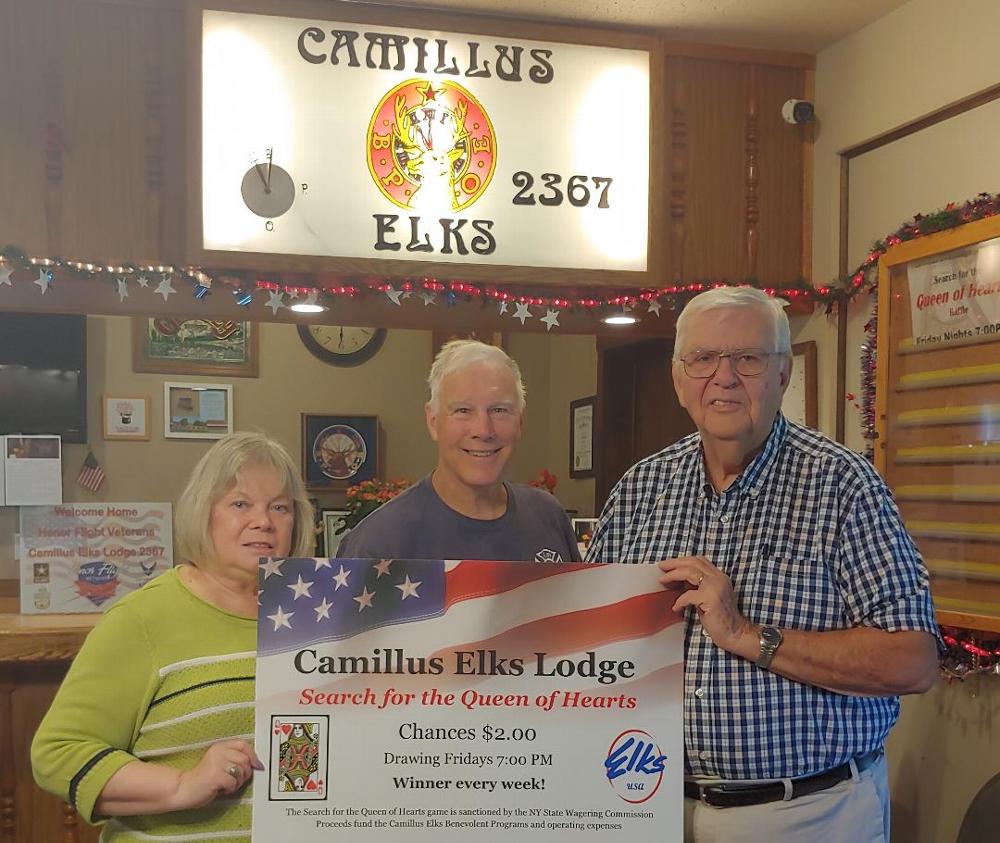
[257,558,683,691]
[76,451,105,492]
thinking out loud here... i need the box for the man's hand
[658,556,757,659]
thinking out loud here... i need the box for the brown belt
[684,750,882,808]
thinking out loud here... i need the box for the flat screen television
[0,313,88,443]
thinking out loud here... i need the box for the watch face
[760,626,782,647]
[297,325,387,367]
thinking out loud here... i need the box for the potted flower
[337,477,412,534]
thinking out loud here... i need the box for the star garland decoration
[0,246,830,321]
[3,190,998,451]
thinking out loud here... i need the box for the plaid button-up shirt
[586,414,939,781]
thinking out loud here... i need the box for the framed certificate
[570,395,596,478]
[783,342,817,428]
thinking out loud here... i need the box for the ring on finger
[226,764,241,782]
[697,574,705,587]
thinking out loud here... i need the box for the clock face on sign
[240,149,296,218]
[297,325,387,367]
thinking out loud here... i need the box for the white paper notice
[1,435,62,505]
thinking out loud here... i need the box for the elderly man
[337,339,580,562]
[586,287,939,842]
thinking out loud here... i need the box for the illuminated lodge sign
[199,7,650,272]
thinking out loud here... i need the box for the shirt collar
[738,413,788,494]
[698,413,788,498]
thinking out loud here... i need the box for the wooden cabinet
[0,588,100,843]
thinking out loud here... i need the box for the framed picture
[133,317,258,378]
[569,396,596,479]
[164,382,233,439]
[431,330,506,359]
[102,395,150,440]
[783,341,818,428]
[322,509,350,557]
[302,414,381,490]
[571,517,598,558]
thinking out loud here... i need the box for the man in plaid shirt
[587,287,939,842]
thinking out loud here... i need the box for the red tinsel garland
[940,627,1000,680]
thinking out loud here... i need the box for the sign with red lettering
[253,558,683,840]
[907,236,1000,349]
[18,504,173,614]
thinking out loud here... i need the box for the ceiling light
[602,307,639,326]
[290,302,326,314]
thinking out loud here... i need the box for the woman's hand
[96,740,264,817]
[172,740,263,811]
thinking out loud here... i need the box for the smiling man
[336,339,580,562]
[587,287,940,843]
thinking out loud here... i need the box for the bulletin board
[875,215,1000,633]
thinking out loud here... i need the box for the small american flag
[77,450,105,492]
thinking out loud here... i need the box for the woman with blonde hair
[32,431,313,841]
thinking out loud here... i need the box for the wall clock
[297,325,387,367]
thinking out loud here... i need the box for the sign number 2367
[512,172,613,208]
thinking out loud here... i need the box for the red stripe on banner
[439,589,682,661]
[75,579,118,600]
[444,561,598,608]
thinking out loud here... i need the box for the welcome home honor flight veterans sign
[19,503,172,613]
[196,4,651,275]
[253,558,683,841]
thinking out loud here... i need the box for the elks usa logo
[366,79,496,212]
[604,729,667,803]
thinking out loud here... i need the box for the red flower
[528,469,558,493]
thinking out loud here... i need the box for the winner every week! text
[293,648,635,684]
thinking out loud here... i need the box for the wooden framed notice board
[875,215,1000,633]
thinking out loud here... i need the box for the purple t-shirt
[336,476,581,563]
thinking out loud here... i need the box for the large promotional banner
[254,558,683,841]
[18,503,173,613]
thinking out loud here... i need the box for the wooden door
[595,338,697,512]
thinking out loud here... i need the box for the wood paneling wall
[663,55,807,286]
[0,0,186,264]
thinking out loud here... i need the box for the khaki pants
[684,755,890,843]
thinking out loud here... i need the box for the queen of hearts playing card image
[269,714,328,800]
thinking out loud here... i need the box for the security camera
[781,99,815,125]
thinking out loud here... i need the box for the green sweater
[31,567,257,842]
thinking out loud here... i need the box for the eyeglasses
[679,348,777,378]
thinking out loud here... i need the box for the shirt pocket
[749,556,844,630]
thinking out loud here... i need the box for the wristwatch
[756,625,783,669]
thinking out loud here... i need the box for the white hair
[427,339,526,412]
[673,287,791,358]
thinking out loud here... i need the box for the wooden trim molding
[842,81,1000,159]
[744,64,759,278]
[668,62,687,283]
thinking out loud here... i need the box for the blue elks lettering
[604,737,667,780]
